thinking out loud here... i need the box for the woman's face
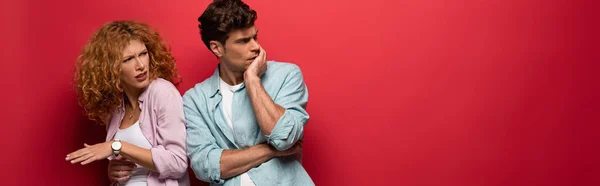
[120,39,150,91]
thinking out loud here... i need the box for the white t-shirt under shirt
[219,78,256,186]
[114,121,153,186]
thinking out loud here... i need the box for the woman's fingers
[80,154,98,165]
[70,152,91,164]
[114,176,131,182]
[110,169,131,177]
[110,164,136,171]
[67,143,94,161]
[67,148,85,161]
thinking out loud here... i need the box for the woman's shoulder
[147,78,181,100]
[150,78,177,89]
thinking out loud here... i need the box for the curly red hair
[74,20,181,125]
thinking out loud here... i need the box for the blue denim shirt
[183,61,314,186]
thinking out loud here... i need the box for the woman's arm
[147,80,189,179]
[65,140,155,170]
[119,141,156,171]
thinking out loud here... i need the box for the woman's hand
[108,156,136,183]
[66,141,113,165]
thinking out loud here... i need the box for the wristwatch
[111,139,122,157]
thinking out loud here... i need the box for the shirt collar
[206,65,221,98]
[118,78,153,112]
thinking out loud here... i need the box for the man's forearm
[220,143,274,179]
[245,75,285,135]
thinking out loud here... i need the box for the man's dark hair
[198,0,257,50]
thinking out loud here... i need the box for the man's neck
[219,63,244,85]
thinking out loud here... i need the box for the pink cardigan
[106,78,190,186]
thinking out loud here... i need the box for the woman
[66,20,190,186]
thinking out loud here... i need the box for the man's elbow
[269,139,294,151]
[220,168,235,179]
[190,161,212,182]
[189,150,225,184]
[268,121,305,151]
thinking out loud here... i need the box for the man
[183,0,314,185]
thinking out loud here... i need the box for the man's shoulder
[182,77,214,102]
[266,61,302,76]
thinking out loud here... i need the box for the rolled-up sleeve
[183,90,225,184]
[267,65,309,151]
[150,84,189,179]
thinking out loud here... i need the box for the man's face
[218,25,260,74]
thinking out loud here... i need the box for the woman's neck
[123,86,142,109]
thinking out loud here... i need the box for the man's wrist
[244,73,261,84]
[258,143,276,159]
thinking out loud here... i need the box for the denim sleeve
[183,89,225,184]
[267,65,309,151]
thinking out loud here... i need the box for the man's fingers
[295,140,303,148]
[257,45,263,55]
[260,47,266,63]
[260,46,266,57]
[283,144,302,156]
[294,144,303,153]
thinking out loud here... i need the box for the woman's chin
[123,79,151,91]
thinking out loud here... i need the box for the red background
[1,0,598,185]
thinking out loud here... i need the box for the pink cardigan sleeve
[149,82,188,179]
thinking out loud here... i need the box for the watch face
[111,141,122,150]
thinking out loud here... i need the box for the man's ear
[210,41,224,57]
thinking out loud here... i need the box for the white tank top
[114,121,152,186]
